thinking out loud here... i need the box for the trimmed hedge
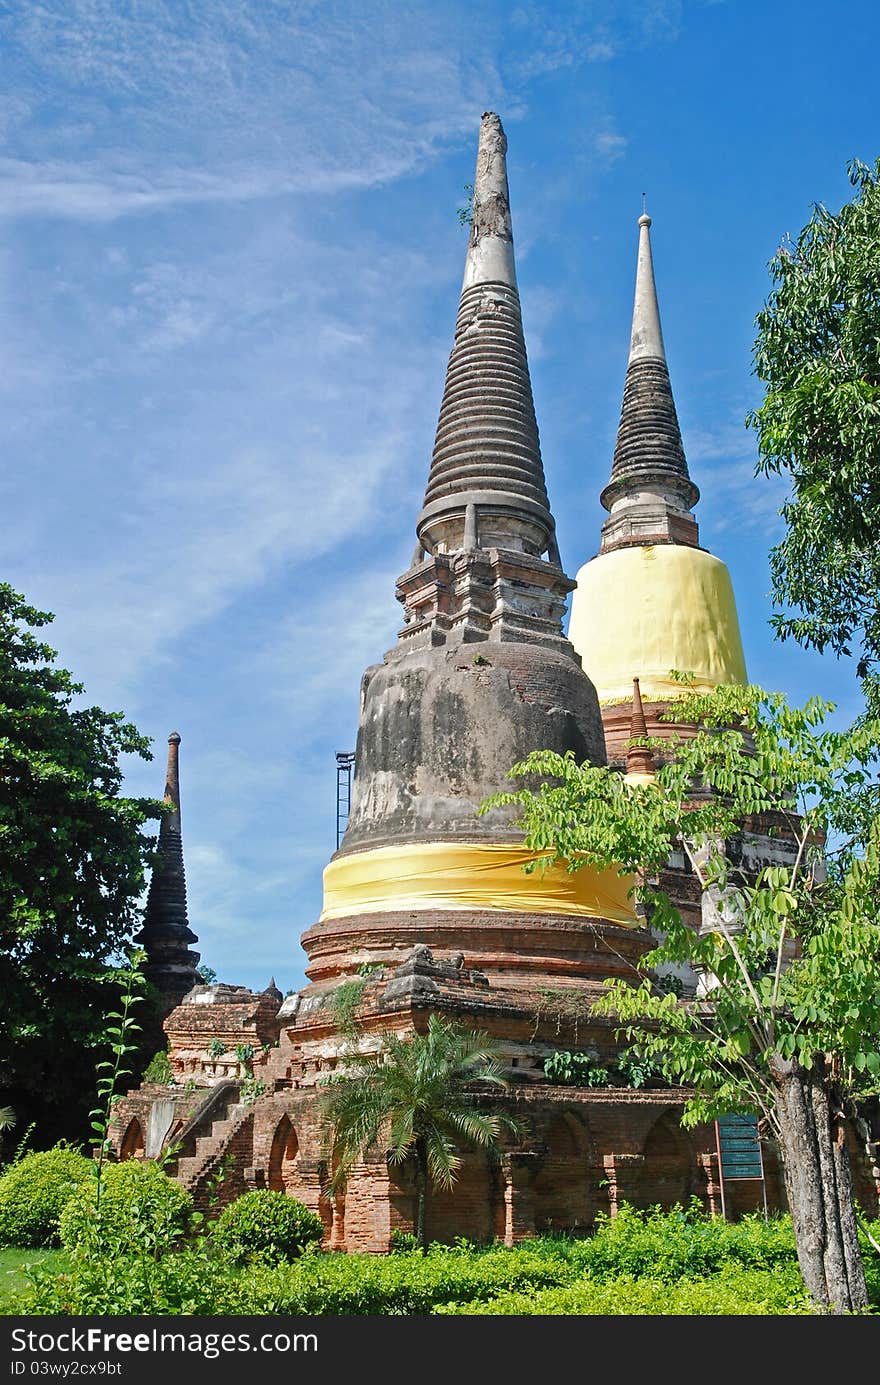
[0,1147,91,1249]
[436,1266,815,1315]
[239,1244,571,1315]
[212,1191,323,1265]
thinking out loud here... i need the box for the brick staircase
[165,1080,252,1209]
[175,1104,246,1185]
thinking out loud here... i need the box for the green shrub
[543,1051,609,1086]
[59,1159,193,1256]
[557,1202,798,1283]
[436,1265,814,1315]
[614,1048,664,1089]
[19,1245,246,1315]
[0,1146,91,1248]
[239,1244,570,1314]
[212,1191,323,1265]
[143,1050,173,1083]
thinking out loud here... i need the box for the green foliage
[239,1077,267,1106]
[207,1037,226,1059]
[355,962,384,978]
[0,583,164,1141]
[143,1049,173,1084]
[389,1228,420,1253]
[437,1268,814,1315]
[483,683,880,1128]
[749,158,880,716]
[0,1146,91,1247]
[59,1158,193,1256]
[456,183,474,227]
[21,1243,244,1316]
[233,1043,255,1068]
[0,1249,68,1310]
[7,1122,36,1167]
[212,1191,323,1265]
[90,949,146,1173]
[10,1203,879,1316]
[239,1243,571,1315]
[327,978,367,1040]
[543,1051,609,1087]
[195,964,218,984]
[561,1201,798,1282]
[615,1048,664,1090]
[483,682,880,1310]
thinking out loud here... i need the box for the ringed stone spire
[136,731,200,1010]
[410,111,562,619]
[600,211,700,554]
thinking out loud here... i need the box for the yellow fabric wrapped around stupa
[320,841,638,926]
[569,544,747,704]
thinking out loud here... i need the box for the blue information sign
[716,1113,764,1181]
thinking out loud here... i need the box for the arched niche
[268,1115,300,1194]
[641,1112,694,1207]
[533,1110,596,1234]
[119,1117,145,1161]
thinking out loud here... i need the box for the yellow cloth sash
[319,841,638,925]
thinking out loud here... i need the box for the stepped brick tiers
[110,121,878,1248]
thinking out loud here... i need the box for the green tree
[484,683,880,1314]
[320,1014,514,1252]
[749,157,880,716]
[0,583,162,1142]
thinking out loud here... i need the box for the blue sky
[2,0,877,993]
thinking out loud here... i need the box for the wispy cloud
[593,127,628,165]
[684,417,788,539]
[506,0,681,79]
[0,1,505,222]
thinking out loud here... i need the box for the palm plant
[0,1105,16,1164]
[320,1015,516,1251]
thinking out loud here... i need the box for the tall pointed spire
[136,731,200,1010]
[599,211,700,554]
[416,111,557,564]
[398,112,573,649]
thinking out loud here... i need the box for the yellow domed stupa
[568,210,746,754]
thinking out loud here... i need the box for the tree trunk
[415,1138,428,1255]
[773,1054,868,1313]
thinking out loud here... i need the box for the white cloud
[593,129,628,165]
[684,418,788,539]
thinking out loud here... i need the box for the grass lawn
[0,1249,68,1311]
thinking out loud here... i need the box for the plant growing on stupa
[484,682,880,1314]
[320,1015,516,1253]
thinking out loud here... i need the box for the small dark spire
[626,678,657,778]
[136,730,200,1012]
